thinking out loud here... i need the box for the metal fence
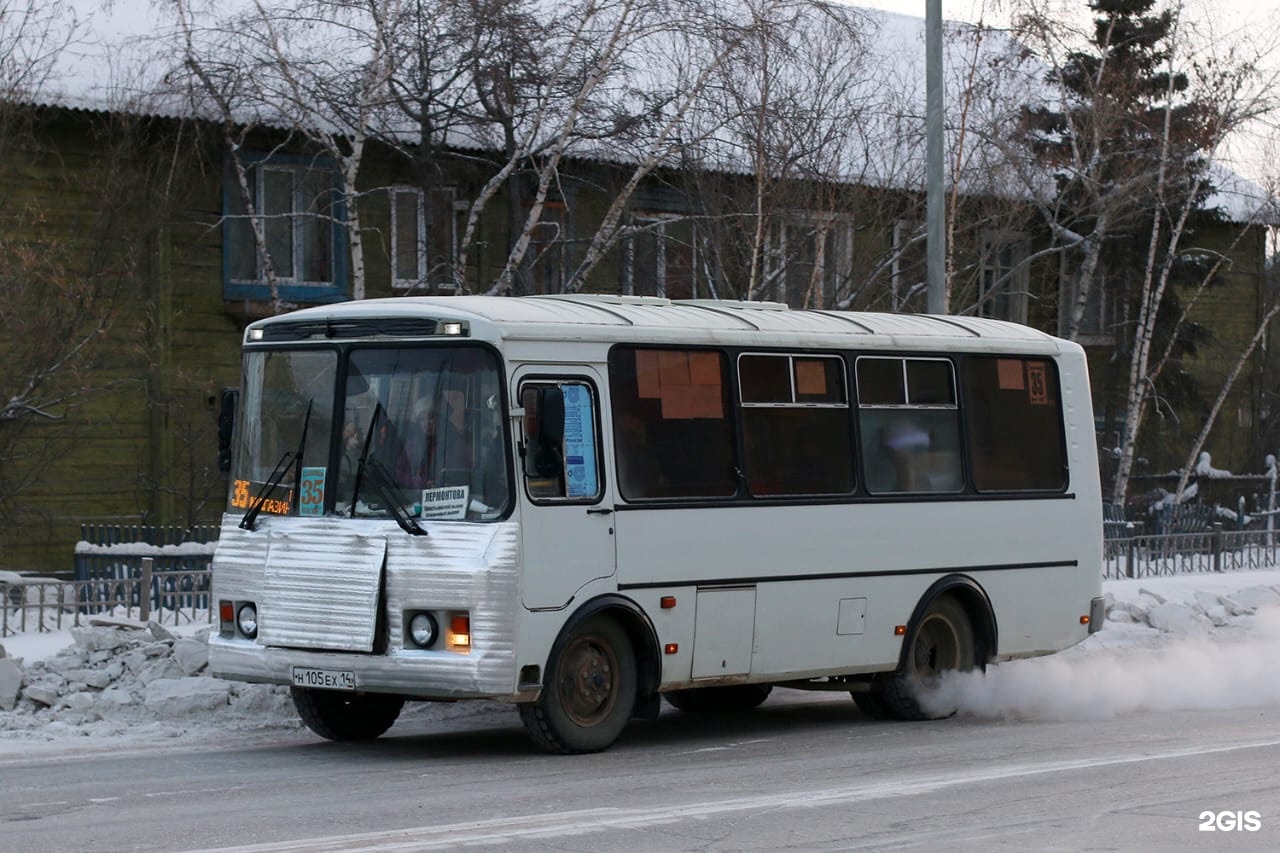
[74,524,219,585]
[2,559,213,637]
[1103,524,1280,579]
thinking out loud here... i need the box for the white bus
[209,295,1104,753]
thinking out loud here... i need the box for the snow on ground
[2,570,1280,754]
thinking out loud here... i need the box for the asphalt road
[4,691,1279,852]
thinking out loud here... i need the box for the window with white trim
[622,214,697,300]
[391,186,459,290]
[223,154,347,302]
[977,236,1029,323]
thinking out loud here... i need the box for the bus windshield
[231,349,336,518]
[230,345,509,523]
[338,346,508,521]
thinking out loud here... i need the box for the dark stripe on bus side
[609,491,1077,511]
[615,560,1079,590]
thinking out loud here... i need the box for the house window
[1060,257,1118,344]
[391,187,459,290]
[223,154,347,303]
[759,217,853,309]
[623,215,697,300]
[891,220,927,313]
[978,237,1029,324]
[526,202,567,294]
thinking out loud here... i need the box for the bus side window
[521,381,601,502]
[962,357,1067,492]
[856,356,962,496]
[608,346,736,500]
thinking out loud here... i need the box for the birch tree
[1011,0,1276,502]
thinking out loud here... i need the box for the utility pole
[925,0,946,314]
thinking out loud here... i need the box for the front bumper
[209,635,518,700]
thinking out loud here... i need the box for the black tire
[664,684,773,713]
[873,595,975,721]
[850,687,893,720]
[291,687,405,741]
[518,615,637,754]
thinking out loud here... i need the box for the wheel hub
[559,635,617,725]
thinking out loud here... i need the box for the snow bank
[0,618,296,743]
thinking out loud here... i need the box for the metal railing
[1104,523,1280,579]
[2,558,212,637]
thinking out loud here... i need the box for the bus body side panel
[208,514,524,699]
[615,494,1096,688]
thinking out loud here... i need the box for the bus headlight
[236,603,258,639]
[408,612,438,648]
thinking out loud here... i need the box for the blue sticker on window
[298,467,326,516]
[561,385,598,498]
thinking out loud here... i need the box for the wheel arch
[898,574,997,672]
[553,594,662,707]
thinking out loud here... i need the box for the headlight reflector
[236,602,258,639]
[408,612,438,648]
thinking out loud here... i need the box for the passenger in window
[882,420,931,454]
[882,419,930,492]
[399,396,470,489]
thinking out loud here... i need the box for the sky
[3,567,1280,752]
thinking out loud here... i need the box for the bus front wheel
[872,595,975,721]
[519,615,637,754]
[290,687,404,741]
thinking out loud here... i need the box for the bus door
[514,368,616,610]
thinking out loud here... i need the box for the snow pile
[0,617,295,742]
[1104,582,1280,632]
[928,578,1280,721]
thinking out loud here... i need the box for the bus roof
[247,294,1069,352]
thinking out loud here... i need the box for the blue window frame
[222,152,349,303]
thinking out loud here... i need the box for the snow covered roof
[19,1,1276,223]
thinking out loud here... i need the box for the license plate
[291,667,356,691]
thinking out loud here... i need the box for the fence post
[1212,523,1223,573]
[1269,458,1277,549]
[1125,523,1137,579]
[140,557,153,622]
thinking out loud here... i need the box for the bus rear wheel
[873,596,975,721]
[664,684,773,713]
[519,615,637,754]
[290,687,405,741]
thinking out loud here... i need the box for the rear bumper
[1088,595,1106,633]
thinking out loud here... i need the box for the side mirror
[523,385,565,478]
[217,388,239,473]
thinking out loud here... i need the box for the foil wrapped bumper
[208,514,522,699]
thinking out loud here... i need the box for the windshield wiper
[240,401,312,531]
[350,403,426,536]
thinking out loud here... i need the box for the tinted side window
[739,354,853,496]
[963,357,1067,491]
[856,356,962,495]
[609,347,736,499]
